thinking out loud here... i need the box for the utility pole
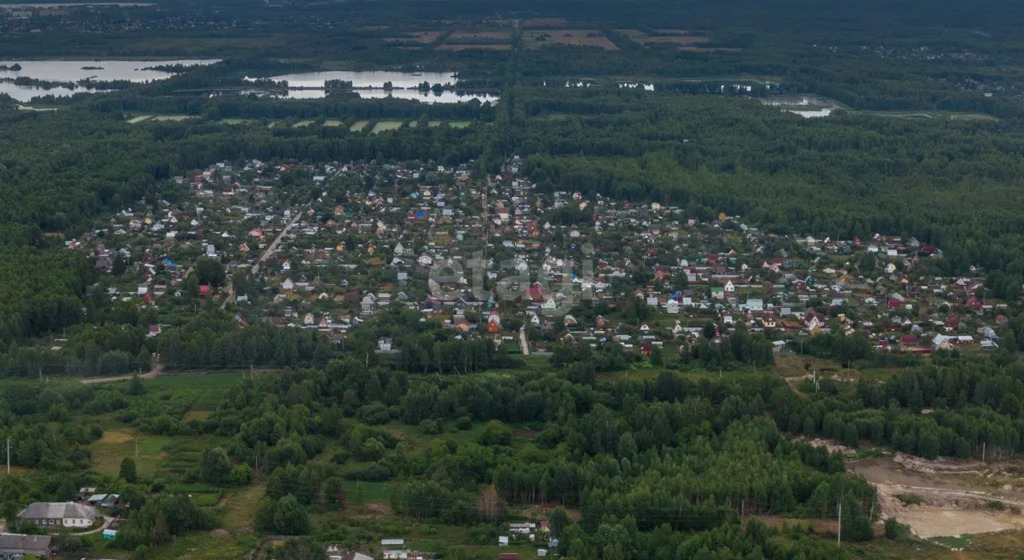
[837,494,843,547]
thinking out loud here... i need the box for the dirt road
[81,363,165,384]
[222,201,311,309]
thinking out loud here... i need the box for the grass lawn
[350,120,369,132]
[90,429,230,479]
[90,428,174,478]
[145,371,249,392]
[191,491,223,507]
[127,115,153,123]
[0,465,32,479]
[448,121,471,128]
[184,410,212,421]
[148,532,259,560]
[343,480,394,504]
[220,484,265,529]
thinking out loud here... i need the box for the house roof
[18,501,99,521]
[0,534,51,555]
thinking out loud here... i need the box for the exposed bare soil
[849,454,1024,539]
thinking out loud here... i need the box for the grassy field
[846,530,1024,559]
[857,110,1000,122]
[370,121,404,134]
[350,120,369,131]
[148,533,259,560]
[343,480,394,504]
[90,428,173,477]
[90,429,229,479]
[220,484,265,529]
[0,465,32,479]
[145,371,250,391]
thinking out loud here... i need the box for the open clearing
[849,454,1024,539]
[616,28,715,49]
[522,18,568,28]
[220,484,265,529]
[370,121,403,134]
[446,30,511,41]
[91,428,173,477]
[349,120,369,132]
[436,44,511,51]
[385,31,445,44]
[523,30,619,51]
[858,110,999,121]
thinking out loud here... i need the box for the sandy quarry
[849,453,1024,539]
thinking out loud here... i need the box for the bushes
[884,517,910,540]
[254,494,310,535]
[479,420,512,446]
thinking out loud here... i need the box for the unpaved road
[222,201,311,309]
[81,363,165,384]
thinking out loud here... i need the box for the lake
[787,108,835,118]
[0,59,219,102]
[761,95,840,119]
[251,70,498,104]
[259,70,458,89]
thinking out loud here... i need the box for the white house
[18,502,99,528]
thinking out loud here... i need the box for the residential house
[0,534,52,559]
[18,502,100,528]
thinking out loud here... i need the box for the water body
[251,70,497,104]
[260,70,458,89]
[760,95,840,119]
[0,59,219,102]
[619,82,655,91]
[351,89,498,104]
[786,108,834,118]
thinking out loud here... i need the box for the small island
[0,63,22,71]
[81,65,105,70]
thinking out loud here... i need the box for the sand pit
[850,456,1024,539]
